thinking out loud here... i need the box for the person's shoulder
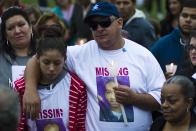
[125,38,157,59]
[125,38,151,52]
[151,30,177,49]
[158,28,180,44]
[131,17,152,28]
[68,40,97,54]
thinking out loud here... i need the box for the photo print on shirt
[96,66,134,122]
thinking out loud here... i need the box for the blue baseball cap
[84,2,120,23]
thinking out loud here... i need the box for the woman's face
[161,84,191,123]
[5,15,32,49]
[168,0,181,16]
[39,49,65,84]
[189,37,196,66]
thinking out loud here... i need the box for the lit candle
[77,38,87,45]
[165,63,177,75]
[107,60,128,126]
[79,39,85,45]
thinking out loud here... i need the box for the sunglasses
[88,17,116,31]
[187,44,196,51]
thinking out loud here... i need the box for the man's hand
[23,56,41,119]
[114,84,160,110]
[114,85,136,105]
[23,89,41,120]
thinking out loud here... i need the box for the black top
[150,112,196,131]
[160,19,174,36]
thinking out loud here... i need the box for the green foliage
[21,0,38,5]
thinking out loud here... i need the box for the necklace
[180,38,186,47]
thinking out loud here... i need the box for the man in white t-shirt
[23,2,165,131]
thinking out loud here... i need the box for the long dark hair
[165,0,183,23]
[36,24,67,58]
[178,30,196,76]
[1,6,36,59]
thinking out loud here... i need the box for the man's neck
[123,9,136,25]
[181,32,190,45]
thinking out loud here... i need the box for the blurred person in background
[34,12,67,40]
[24,6,41,26]
[52,0,85,45]
[0,0,23,16]
[178,30,196,81]
[115,0,156,49]
[177,30,196,113]
[144,0,163,20]
[160,0,183,36]
[150,75,196,131]
[0,86,20,131]
[150,0,196,74]
[75,0,93,43]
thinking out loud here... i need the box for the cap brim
[84,12,111,23]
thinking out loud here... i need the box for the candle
[107,60,128,126]
[165,63,177,75]
[77,38,87,45]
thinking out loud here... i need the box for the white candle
[79,39,85,45]
[165,63,177,75]
[107,60,128,126]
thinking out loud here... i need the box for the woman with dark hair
[178,31,196,77]
[150,75,196,131]
[0,7,36,88]
[177,30,196,113]
[14,26,87,131]
[160,0,183,36]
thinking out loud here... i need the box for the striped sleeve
[14,77,27,131]
[69,72,87,131]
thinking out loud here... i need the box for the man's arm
[114,85,160,111]
[23,56,41,119]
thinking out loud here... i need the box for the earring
[187,107,189,113]
[31,32,33,38]
[6,40,9,46]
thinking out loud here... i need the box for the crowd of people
[0,0,196,131]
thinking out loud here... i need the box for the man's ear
[117,18,123,28]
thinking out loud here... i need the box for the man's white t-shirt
[67,38,165,131]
